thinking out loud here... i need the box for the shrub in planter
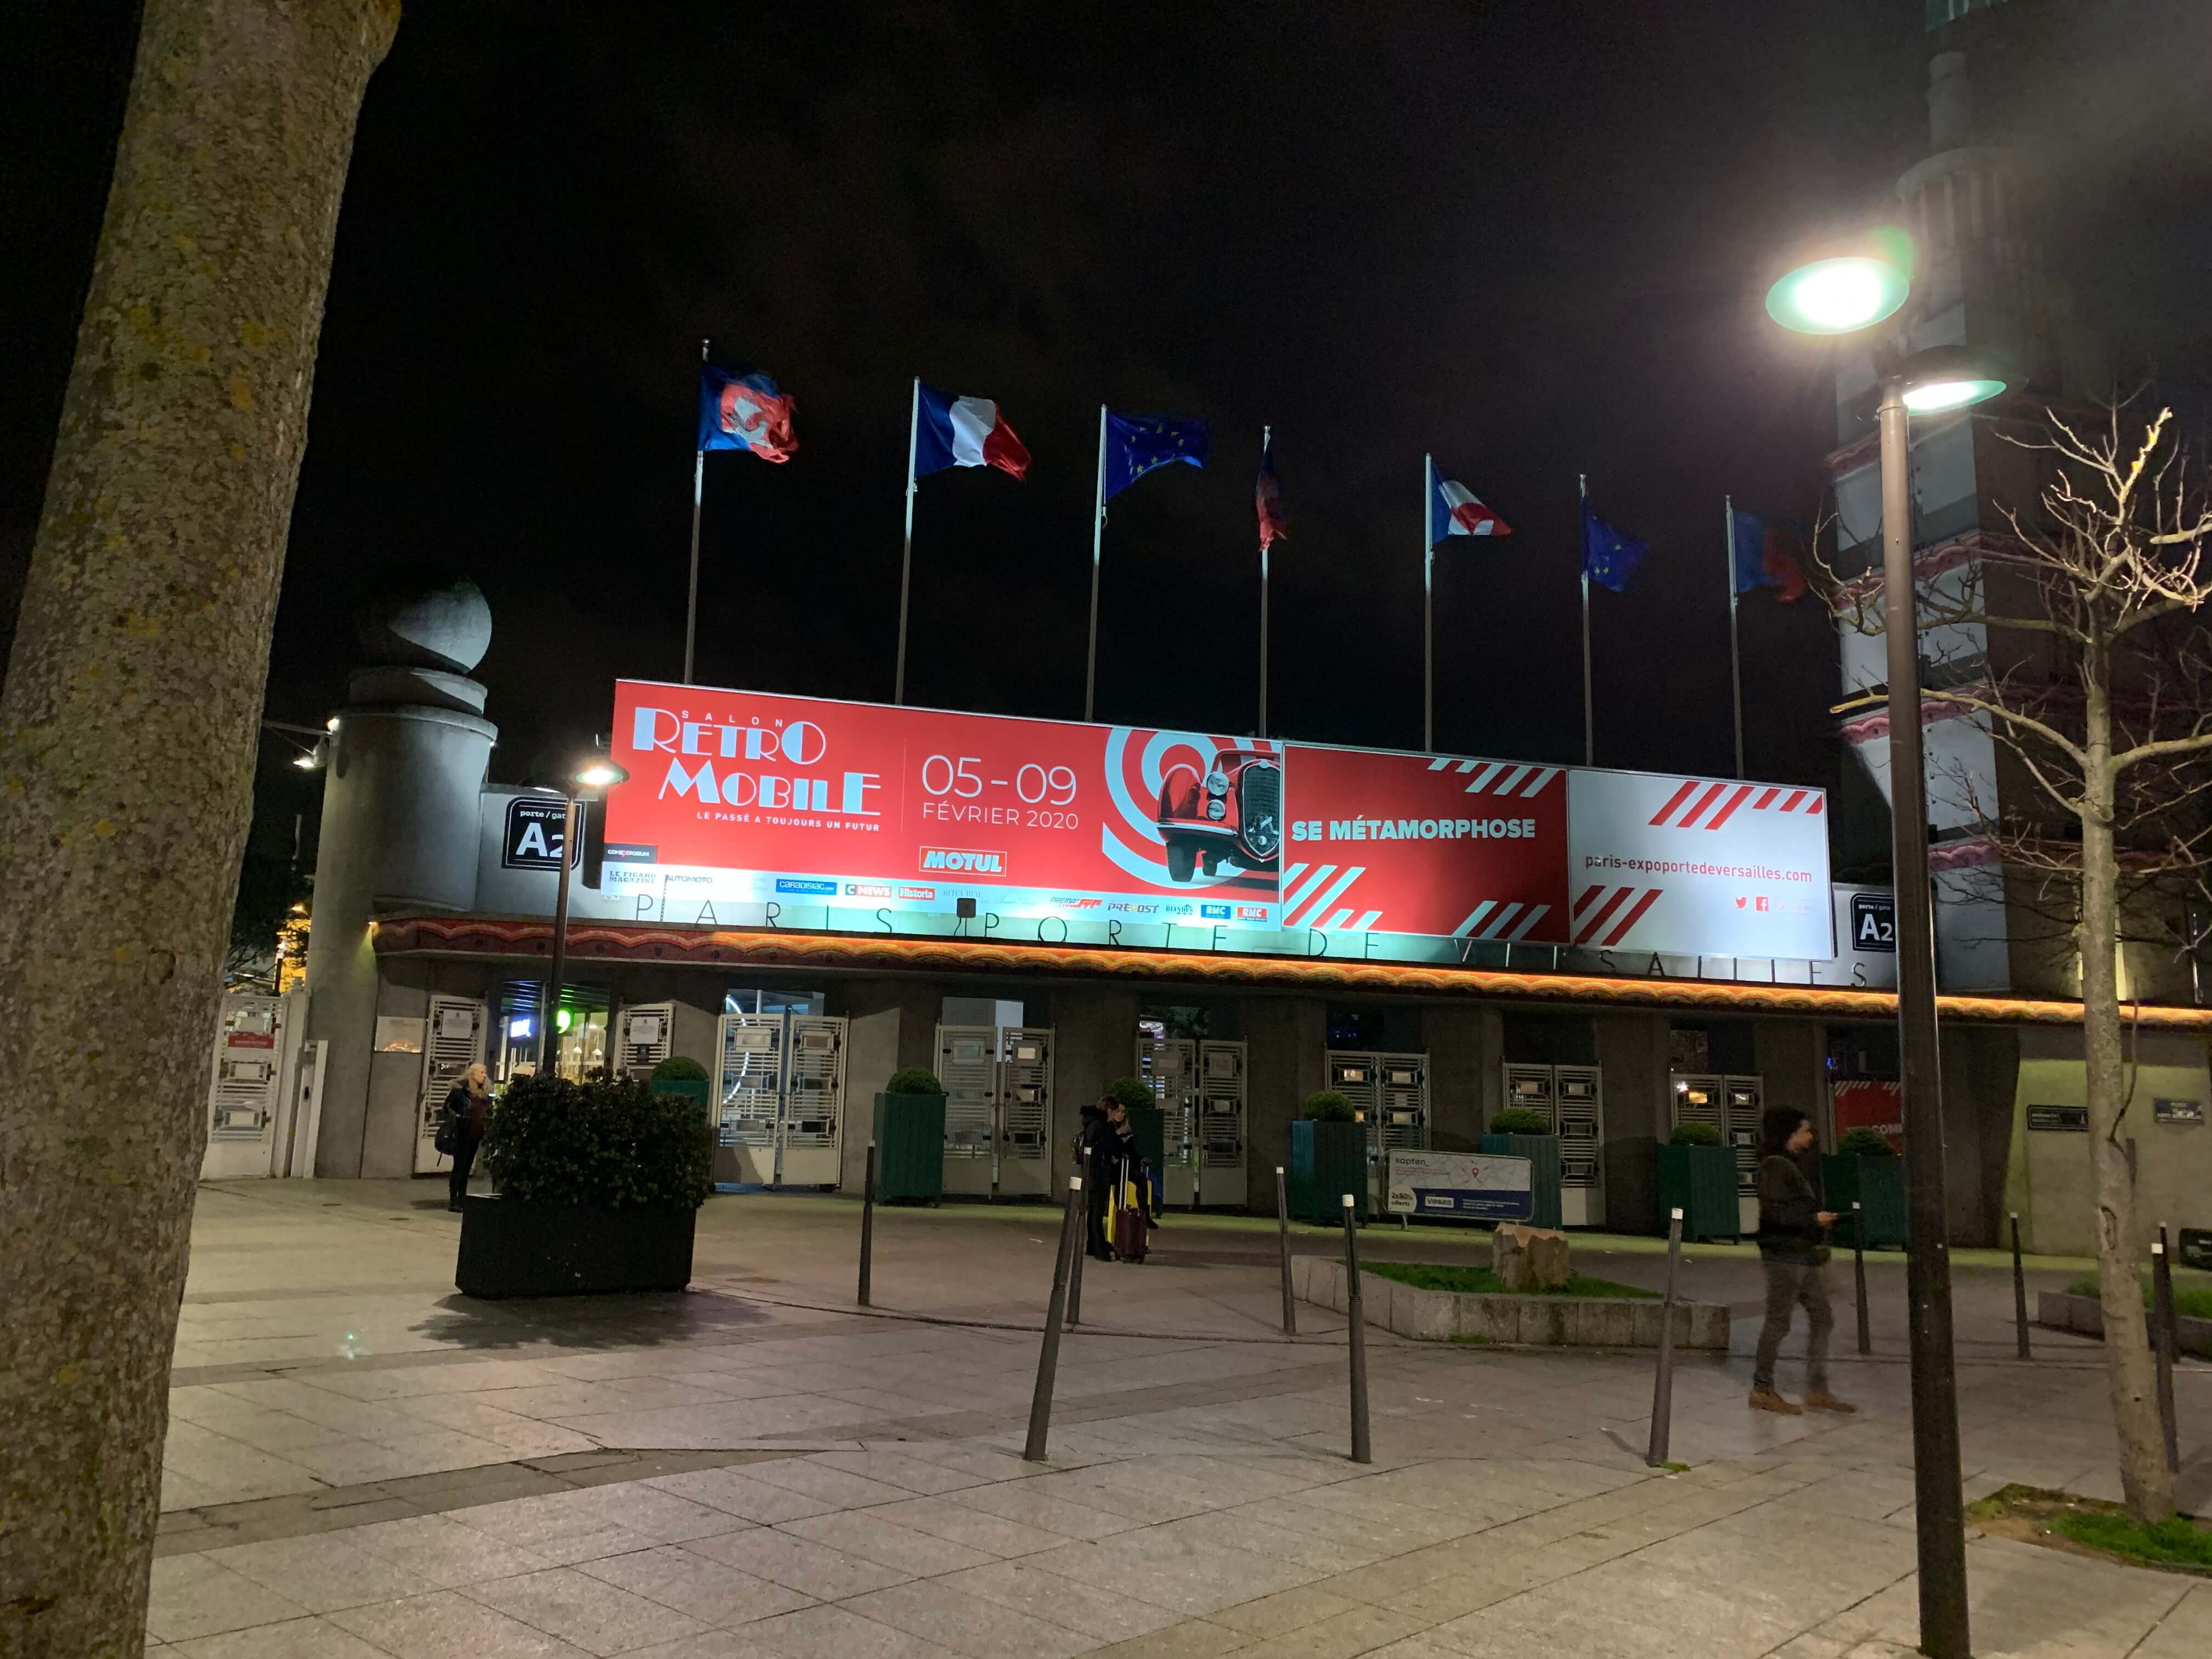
[1488,1107,1554,1137]
[1837,1127,1895,1159]
[652,1053,709,1083]
[1291,1091,1367,1221]
[1105,1075,1155,1112]
[460,1073,711,1297]
[1668,1120,1723,1147]
[874,1067,947,1201]
[1826,1130,1907,1248]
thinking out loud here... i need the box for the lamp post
[1767,246,2003,1659]
[540,758,628,1077]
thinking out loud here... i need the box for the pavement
[143,1179,2212,1657]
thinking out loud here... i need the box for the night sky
[7,2,2210,861]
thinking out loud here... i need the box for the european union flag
[1581,506,1648,594]
[1103,411,1207,499]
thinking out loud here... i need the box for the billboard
[1567,770,1833,959]
[603,681,1828,958]
[608,682,1287,927]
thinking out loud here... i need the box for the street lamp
[1769,248,2004,1659]
[538,755,629,1077]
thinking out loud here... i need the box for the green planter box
[1478,1133,1561,1229]
[1822,1153,1906,1249]
[1658,1143,1742,1242]
[1290,1119,1369,1224]
[872,1092,947,1202]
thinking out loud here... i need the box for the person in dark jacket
[1076,1098,1118,1260]
[1751,1107,1854,1414]
[442,1063,493,1212]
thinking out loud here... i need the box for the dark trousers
[448,1134,481,1205]
[1753,1257,1833,1392]
[1085,1151,1112,1257]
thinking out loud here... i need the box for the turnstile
[1671,1071,1764,1234]
[714,1012,848,1186]
[1330,1050,1430,1199]
[414,995,487,1175]
[1498,1063,1606,1226]
[936,1024,1056,1198]
[615,1001,675,1078]
[1136,1035,1197,1206]
[1193,1040,1249,1206]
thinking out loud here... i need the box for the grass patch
[1967,1485,2212,1576]
[1366,1262,1656,1299]
[2062,1276,2212,1321]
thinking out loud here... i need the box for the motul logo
[920,848,1005,873]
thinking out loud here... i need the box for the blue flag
[698,366,797,461]
[1730,508,1808,601]
[1103,411,1207,499]
[1581,506,1647,593]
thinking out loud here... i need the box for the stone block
[1516,1297,1567,1346]
[1492,1223,1571,1290]
[1390,1280,1458,1341]
[1352,1272,1391,1329]
[1454,1296,1514,1345]
[1688,1304,1730,1349]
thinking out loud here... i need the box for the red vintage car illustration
[1156,749,1282,882]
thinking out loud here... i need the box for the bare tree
[0,4,396,1652]
[1830,402,2212,1522]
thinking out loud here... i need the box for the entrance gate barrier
[936,1024,1057,1199]
[1499,1063,1607,1227]
[1671,1071,1764,1234]
[714,1012,848,1187]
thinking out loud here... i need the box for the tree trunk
[2076,661,2175,1522]
[0,4,397,1653]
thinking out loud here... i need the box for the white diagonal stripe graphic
[1280,863,1334,917]
[1479,902,1522,939]
[1455,759,1479,773]
[1496,765,1535,796]
[1465,763,1505,794]
[1453,902,1496,938]
[1508,904,1551,940]
[1321,909,1354,930]
[1291,866,1364,929]
[1349,910,1383,933]
[1426,757,1449,771]
[1521,767,1561,797]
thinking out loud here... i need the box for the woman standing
[441,1062,493,1212]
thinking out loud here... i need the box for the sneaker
[1748,1389,1802,1415]
[1803,1390,1858,1413]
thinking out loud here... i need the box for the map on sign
[1385,1150,1534,1221]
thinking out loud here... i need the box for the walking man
[1750,1107,1856,1415]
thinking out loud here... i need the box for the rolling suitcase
[1108,1156,1149,1262]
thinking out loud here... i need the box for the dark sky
[7,1,2210,831]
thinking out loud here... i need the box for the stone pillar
[1246,996,1328,1209]
[1426,1002,1501,1150]
[304,578,494,1177]
[837,977,943,1192]
[1594,1011,1670,1235]
[1043,985,1141,1188]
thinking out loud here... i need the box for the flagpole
[1578,472,1593,767]
[684,337,708,685]
[1725,494,1744,777]
[1259,424,1271,740]
[895,377,919,705]
[1085,404,1106,722]
[1423,453,1435,753]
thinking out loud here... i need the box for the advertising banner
[605,682,1287,927]
[1567,770,1832,959]
[1830,1080,1904,1155]
[1384,1150,1534,1221]
[1282,747,1566,942]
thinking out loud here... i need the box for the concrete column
[1594,1011,1669,1235]
[837,977,943,1192]
[1426,1002,1500,1150]
[1246,996,1328,1209]
[1042,985,1141,1188]
[306,665,493,1176]
[1754,1018,1822,1136]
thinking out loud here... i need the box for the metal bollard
[857,1142,877,1308]
[1342,1194,1372,1465]
[1277,1166,1297,1336]
[1066,1167,1086,1328]
[1852,1200,1872,1356]
[1024,1176,1083,1463]
[2153,1229,2179,1474]
[2010,1211,2030,1361]
[1646,1207,1683,1467]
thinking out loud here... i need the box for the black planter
[456,1197,697,1299]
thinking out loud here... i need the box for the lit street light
[537,755,630,1076]
[1769,242,2004,1659]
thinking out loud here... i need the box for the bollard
[1276,1166,1297,1336]
[1066,1166,1087,1328]
[1342,1194,1372,1465]
[1852,1200,1872,1356]
[1024,1176,1083,1463]
[1645,1207,1684,1467]
[2153,1230,2180,1474]
[2010,1211,2030,1361]
[857,1142,876,1308]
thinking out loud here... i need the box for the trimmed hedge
[884,1066,944,1096]
[1301,1090,1357,1122]
[1104,1075,1155,1111]
[651,1054,708,1082]
[1488,1107,1554,1136]
[1837,1127,1897,1158]
[482,1072,712,1211]
[1668,1120,1724,1147]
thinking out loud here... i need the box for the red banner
[1280,746,1567,941]
[1830,1080,1903,1154]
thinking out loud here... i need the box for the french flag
[915,383,1030,480]
[1428,462,1511,542]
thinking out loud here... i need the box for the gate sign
[503,797,578,870]
[1567,769,1833,960]
[1385,1149,1534,1220]
[1850,891,1895,952]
